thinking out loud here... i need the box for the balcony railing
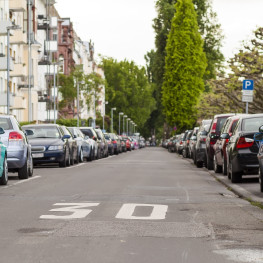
[0,92,15,107]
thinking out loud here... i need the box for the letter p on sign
[243,80,254,91]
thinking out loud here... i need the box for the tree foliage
[102,58,156,135]
[145,0,224,136]
[162,0,207,129]
[198,27,263,119]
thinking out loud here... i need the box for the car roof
[22,124,59,127]
[213,113,235,118]
[239,113,263,120]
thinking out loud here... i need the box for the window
[0,8,3,21]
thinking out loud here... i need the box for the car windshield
[24,126,60,139]
[104,134,110,140]
[216,117,228,133]
[0,117,13,130]
[242,117,263,132]
[80,129,93,138]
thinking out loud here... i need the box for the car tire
[207,155,213,170]
[59,149,67,168]
[229,161,242,183]
[196,161,203,168]
[18,157,29,180]
[70,150,74,166]
[222,157,227,175]
[259,167,263,192]
[67,150,71,167]
[193,152,197,165]
[28,155,33,177]
[79,148,83,163]
[213,155,222,173]
[0,156,8,185]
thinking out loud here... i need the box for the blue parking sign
[243,80,254,90]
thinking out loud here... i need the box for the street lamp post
[118,112,123,135]
[126,118,130,135]
[103,101,108,132]
[6,25,21,115]
[130,121,134,135]
[134,124,137,134]
[111,107,116,133]
[77,80,85,127]
[123,115,127,135]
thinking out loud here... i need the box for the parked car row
[0,115,145,185]
[163,113,263,192]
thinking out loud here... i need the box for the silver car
[0,115,33,179]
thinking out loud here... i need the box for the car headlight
[48,145,63,151]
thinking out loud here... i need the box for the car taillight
[225,139,229,144]
[200,137,206,142]
[180,141,183,145]
[236,137,254,149]
[211,119,217,133]
[187,140,190,144]
[112,140,117,144]
[9,131,23,141]
[210,140,216,145]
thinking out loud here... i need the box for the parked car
[95,128,108,158]
[225,114,263,183]
[120,136,127,152]
[68,127,92,162]
[205,114,235,170]
[79,127,99,159]
[0,127,8,185]
[22,124,71,167]
[194,119,212,168]
[121,136,132,151]
[213,115,242,174]
[176,133,184,154]
[104,133,114,155]
[0,115,33,179]
[189,127,199,159]
[60,126,78,165]
[108,133,122,154]
[257,125,263,192]
[182,130,193,158]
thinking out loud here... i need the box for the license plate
[32,153,44,158]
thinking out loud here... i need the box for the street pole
[53,64,56,124]
[102,101,108,132]
[28,0,32,122]
[123,115,127,135]
[119,112,123,135]
[77,81,79,127]
[127,118,130,136]
[246,102,249,114]
[6,28,10,115]
[111,107,116,133]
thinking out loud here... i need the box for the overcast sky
[54,0,263,67]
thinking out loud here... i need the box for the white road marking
[3,175,41,189]
[116,203,168,220]
[40,203,100,220]
[66,163,86,169]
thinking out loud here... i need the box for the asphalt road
[0,147,262,263]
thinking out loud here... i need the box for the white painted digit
[40,203,100,220]
[116,203,168,220]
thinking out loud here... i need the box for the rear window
[80,129,93,138]
[0,118,13,130]
[242,117,263,132]
[216,117,228,133]
[230,120,238,133]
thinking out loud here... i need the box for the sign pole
[246,102,248,114]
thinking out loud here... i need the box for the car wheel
[193,152,197,165]
[207,155,213,170]
[28,155,33,177]
[70,150,74,166]
[18,157,29,180]
[182,149,186,158]
[79,148,84,163]
[259,167,263,192]
[67,150,71,167]
[196,161,203,168]
[213,155,222,173]
[0,156,8,185]
[59,149,67,168]
[229,160,242,183]
[222,157,227,176]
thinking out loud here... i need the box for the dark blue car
[22,124,71,167]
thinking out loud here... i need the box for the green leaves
[162,0,207,130]
[102,58,156,133]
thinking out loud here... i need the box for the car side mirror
[259,125,263,133]
[254,133,263,141]
[63,135,71,140]
[210,133,219,140]
[73,135,77,139]
[93,136,97,141]
[0,127,5,134]
[24,129,34,136]
[220,133,230,140]
[84,135,89,140]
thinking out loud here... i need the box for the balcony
[0,93,15,107]
[9,0,27,12]
[10,30,27,44]
[13,96,26,109]
[45,41,58,52]
[10,63,27,78]
[0,21,12,36]
[0,57,14,71]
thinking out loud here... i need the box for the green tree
[162,0,207,130]
[145,0,224,137]
[102,58,156,135]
